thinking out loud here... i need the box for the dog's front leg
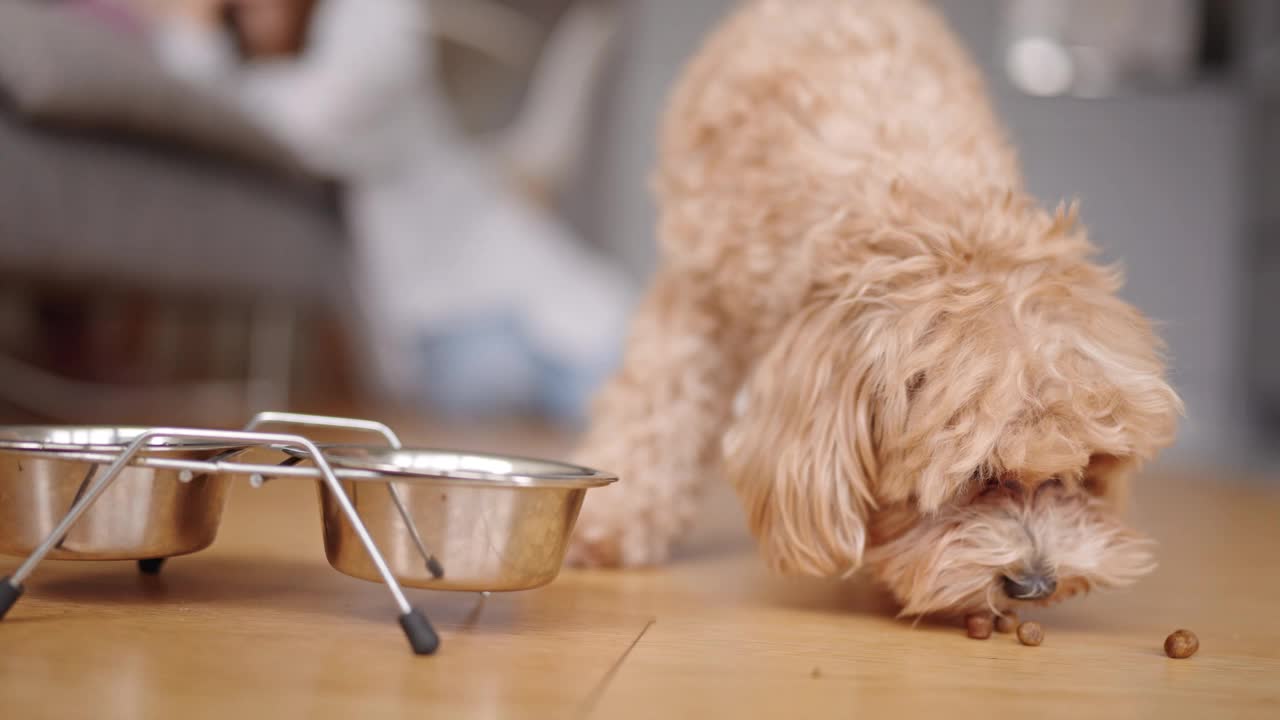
[568,268,741,567]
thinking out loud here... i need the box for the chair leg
[247,302,296,413]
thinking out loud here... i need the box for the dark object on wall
[1199,0,1237,70]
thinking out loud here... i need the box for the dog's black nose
[1002,573,1057,600]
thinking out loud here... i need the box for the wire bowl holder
[0,412,616,655]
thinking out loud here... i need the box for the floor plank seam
[578,617,656,719]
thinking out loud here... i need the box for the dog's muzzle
[1002,573,1057,600]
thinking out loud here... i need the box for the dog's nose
[1002,573,1057,600]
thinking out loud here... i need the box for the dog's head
[723,203,1181,616]
[863,466,1157,616]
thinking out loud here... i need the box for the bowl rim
[0,425,246,454]
[297,444,618,489]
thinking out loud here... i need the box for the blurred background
[0,0,1274,471]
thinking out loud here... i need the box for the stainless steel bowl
[0,427,240,560]
[313,447,616,592]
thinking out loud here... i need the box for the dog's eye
[979,476,1000,495]
[1034,476,1065,500]
[906,372,926,400]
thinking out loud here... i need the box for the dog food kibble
[1016,621,1044,646]
[994,612,1018,634]
[1164,629,1199,659]
[965,613,993,639]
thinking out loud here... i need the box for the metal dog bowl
[0,427,240,560]
[0,413,619,656]
[312,446,615,592]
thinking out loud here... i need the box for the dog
[569,0,1182,618]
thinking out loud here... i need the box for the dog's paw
[564,531,624,568]
[565,492,676,568]
[566,529,673,568]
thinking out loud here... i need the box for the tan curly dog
[570,0,1182,618]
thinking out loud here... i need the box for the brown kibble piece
[1164,629,1199,659]
[994,612,1018,634]
[1016,621,1044,646]
[965,613,993,639]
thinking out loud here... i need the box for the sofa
[0,0,353,420]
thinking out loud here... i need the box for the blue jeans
[415,312,618,427]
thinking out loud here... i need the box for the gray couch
[0,0,352,418]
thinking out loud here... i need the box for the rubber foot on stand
[0,577,24,621]
[399,608,440,655]
[137,558,166,575]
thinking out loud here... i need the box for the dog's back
[654,0,1025,312]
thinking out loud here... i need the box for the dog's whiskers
[984,577,1001,615]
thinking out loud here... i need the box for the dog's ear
[723,303,879,577]
[1083,453,1139,512]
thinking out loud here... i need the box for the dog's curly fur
[569,0,1182,617]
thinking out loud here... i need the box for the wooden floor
[2,418,1278,719]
